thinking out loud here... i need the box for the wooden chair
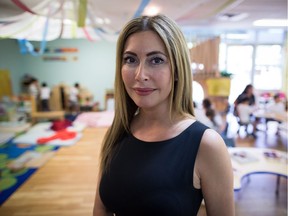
[30,96,65,123]
[237,120,248,133]
[236,118,253,137]
[104,89,114,111]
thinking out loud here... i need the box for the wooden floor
[0,127,106,216]
[0,115,287,216]
[198,115,288,216]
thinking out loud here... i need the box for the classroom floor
[0,114,287,216]
[197,113,287,216]
[232,117,287,216]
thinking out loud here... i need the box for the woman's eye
[123,56,137,64]
[151,57,164,65]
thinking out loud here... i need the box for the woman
[234,84,258,137]
[234,84,256,116]
[93,14,234,216]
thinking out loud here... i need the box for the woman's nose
[135,63,148,81]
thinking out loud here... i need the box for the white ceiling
[0,0,287,41]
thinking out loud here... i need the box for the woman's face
[247,86,253,95]
[121,30,172,110]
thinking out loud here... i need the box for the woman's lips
[133,87,155,96]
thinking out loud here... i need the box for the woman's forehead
[123,31,167,54]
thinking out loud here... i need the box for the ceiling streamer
[83,27,99,42]
[85,0,150,41]
[11,0,38,15]
[77,0,87,27]
[1,0,286,44]
[0,16,38,39]
[16,2,59,56]
[11,0,64,17]
[1,0,152,41]
[132,0,150,18]
[17,14,49,56]
[1,0,154,54]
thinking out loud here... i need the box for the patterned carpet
[0,140,59,205]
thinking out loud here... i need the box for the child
[40,82,51,111]
[69,83,80,113]
[237,96,257,137]
[202,98,223,133]
[266,93,285,114]
[265,93,286,134]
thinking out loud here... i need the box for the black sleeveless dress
[99,121,208,216]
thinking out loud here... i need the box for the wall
[0,38,116,109]
[190,36,220,74]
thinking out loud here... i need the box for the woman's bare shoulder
[195,128,235,216]
[200,128,226,150]
[196,128,230,170]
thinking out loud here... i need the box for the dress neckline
[128,121,199,144]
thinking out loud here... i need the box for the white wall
[0,39,117,109]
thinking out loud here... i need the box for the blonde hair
[100,14,194,172]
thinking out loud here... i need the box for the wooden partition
[50,84,70,111]
[104,89,114,110]
[190,37,230,113]
[0,69,13,99]
[190,36,220,75]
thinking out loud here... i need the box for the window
[253,45,283,90]
[219,30,285,104]
[225,45,254,103]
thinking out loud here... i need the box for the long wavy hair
[100,14,194,173]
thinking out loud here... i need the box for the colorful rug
[12,122,84,146]
[0,139,59,206]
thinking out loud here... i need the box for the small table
[30,111,65,123]
[253,110,287,134]
[253,110,287,123]
[228,147,288,194]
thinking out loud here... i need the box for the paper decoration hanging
[77,0,87,27]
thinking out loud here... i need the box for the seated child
[236,96,257,137]
[266,93,285,114]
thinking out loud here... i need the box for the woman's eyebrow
[147,51,167,57]
[123,50,167,57]
[123,51,136,56]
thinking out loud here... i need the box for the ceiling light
[187,42,193,49]
[104,18,111,24]
[95,18,104,25]
[63,19,75,25]
[191,63,197,70]
[253,19,288,27]
[224,33,249,40]
[198,64,204,70]
[144,6,160,16]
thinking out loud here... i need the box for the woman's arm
[196,129,235,216]
[93,174,113,216]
